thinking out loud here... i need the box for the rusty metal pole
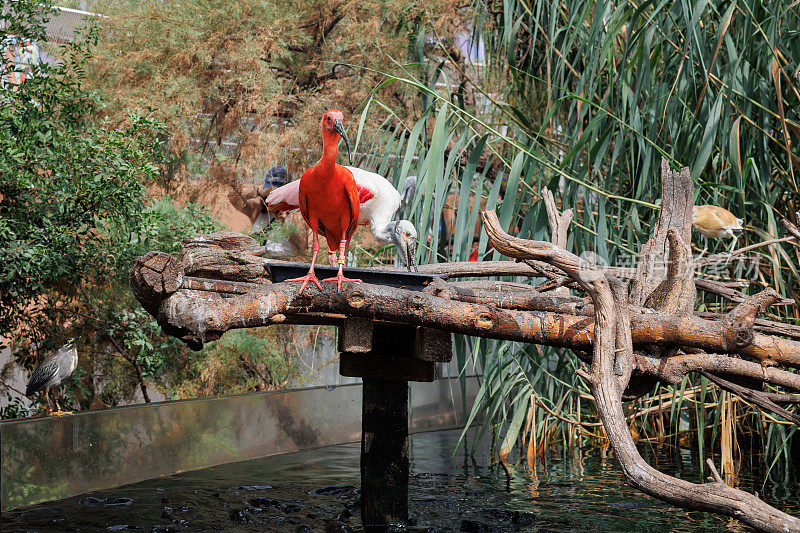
[360,378,409,529]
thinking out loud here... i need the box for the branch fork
[481,201,800,532]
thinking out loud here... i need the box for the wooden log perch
[631,158,694,308]
[129,249,800,373]
[128,163,800,531]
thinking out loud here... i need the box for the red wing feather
[357,185,374,205]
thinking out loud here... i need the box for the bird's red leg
[286,230,323,294]
[323,239,362,292]
[327,251,337,267]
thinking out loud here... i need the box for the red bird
[287,109,361,294]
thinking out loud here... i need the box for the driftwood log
[129,160,800,531]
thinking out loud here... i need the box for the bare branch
[542,188,573,249]
[480,208,800,532]
[701,371,800,426]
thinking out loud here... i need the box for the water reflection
[2,428,797,532]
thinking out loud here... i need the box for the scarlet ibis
[267,168,419,272]
[280,110,362,294]
[692,204,743,253]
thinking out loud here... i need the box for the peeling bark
[631,158,694,306]
[129,252,800,371]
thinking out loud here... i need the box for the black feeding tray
[263,261,440,291]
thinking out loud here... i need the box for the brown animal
[692,204,743,252]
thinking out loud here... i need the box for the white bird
[266,167,419,271]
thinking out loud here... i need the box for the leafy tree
[0,1,291,414]
[86,0,462,184]
[0,4,159,337]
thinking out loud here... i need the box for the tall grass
[354,0,800,476]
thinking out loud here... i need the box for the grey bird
[25,337,79,415]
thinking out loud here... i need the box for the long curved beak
[332,118,352,165]
[406,240,418,272]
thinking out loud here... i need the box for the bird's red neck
[319,129,340,169]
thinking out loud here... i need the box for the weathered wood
[643,229,696,313]
[542,188,574,250]
[701,371,800,426]
[183,276,262,295]
[414,327,452,362]
[338,318,373,353]
[724,288,782,349]
[361,379,409,528]
[340,353,434,382]
[631,159,695,307]
[181,232,269,284]
[183,231,265,252]
[482,208,800,533]
[427,280,590,313]
[396,259,796,306]
[129,251,183,314]
[130,272,800,369]
[264,261,439,290]
[636,352,800,391]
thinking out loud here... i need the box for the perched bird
[25,337,79,415]
[263,165,289,189]
[267,167,419,271]
[692,205,743,253]
[283,109,361,294]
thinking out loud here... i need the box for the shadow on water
[2,428,798,532]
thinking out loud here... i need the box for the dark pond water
[2,428,798,532]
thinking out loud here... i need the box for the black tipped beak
[406,241,418,272]
[333,118,352,165]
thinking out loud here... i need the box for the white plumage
[267,166,403,244]
[266,166,418,270]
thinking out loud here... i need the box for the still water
[3,428,798,532]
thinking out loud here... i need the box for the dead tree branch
[481,208,800,533]
[631,159,694,307]
[700,371,800,426]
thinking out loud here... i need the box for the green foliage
[0,0,294,414]
[356,0,800,473]
[0,0,52,42]
[168,328,299,399]
[250,219,302,246]
[0,391,31,419]
[0,0,164,339]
